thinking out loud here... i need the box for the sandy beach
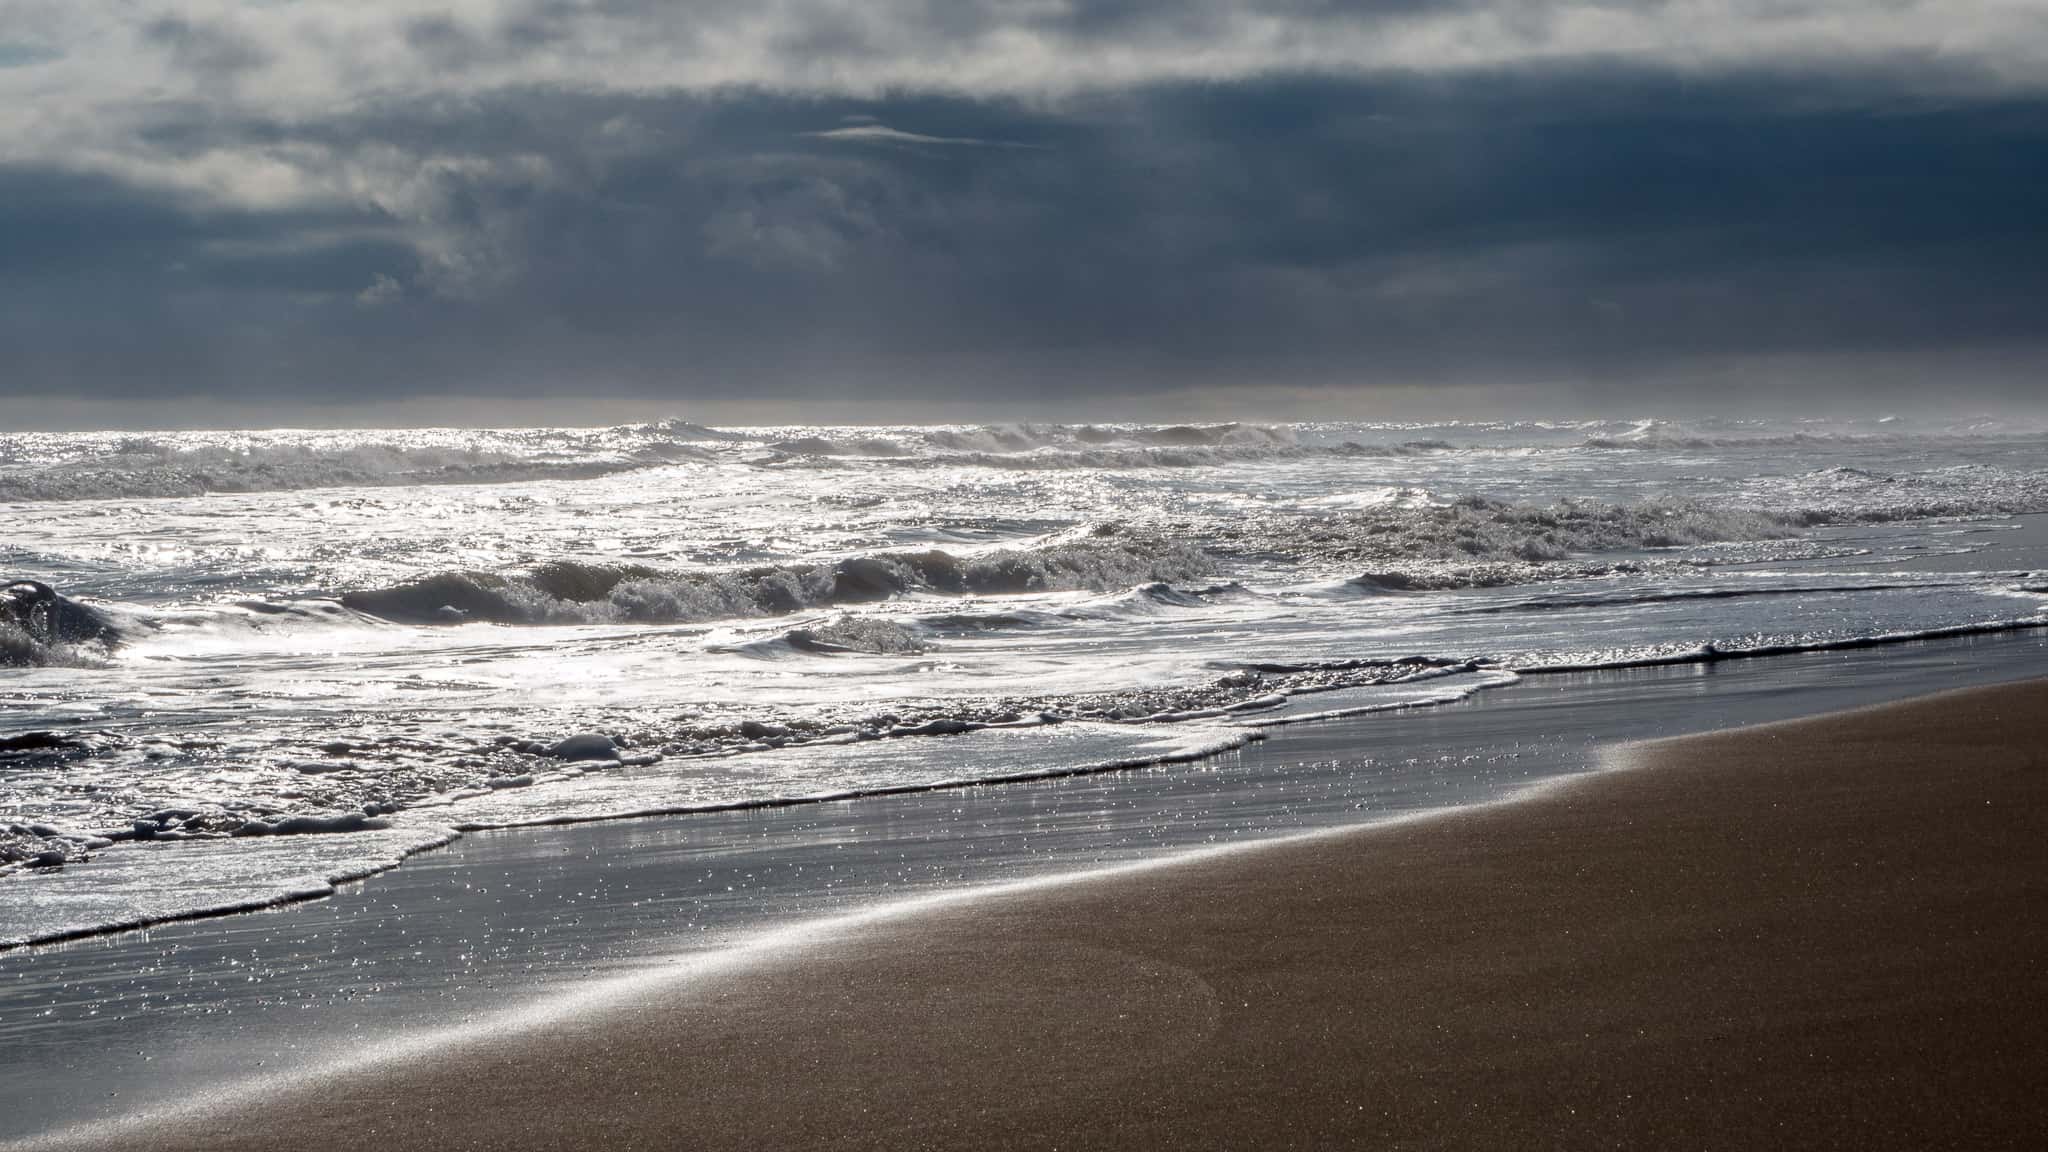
[42,678,2048,1150]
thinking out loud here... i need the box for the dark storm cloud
[142,16,269,79]
[2,2,2045,419]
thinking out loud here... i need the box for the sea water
[5,415,2048,946]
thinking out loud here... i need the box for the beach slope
[50,680,2048,1150]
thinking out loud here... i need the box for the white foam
[423,723,1254,831]
[1244,668,1523,727]
[0,824,458,951]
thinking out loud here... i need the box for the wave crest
[341,532,1215,626]
[1,581,121,666]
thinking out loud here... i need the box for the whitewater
[5,415,2048,948]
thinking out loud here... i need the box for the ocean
[5,415,2048,949]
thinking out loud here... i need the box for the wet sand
[45,679,2048,1150]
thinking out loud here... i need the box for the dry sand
[53,680,2048,1150]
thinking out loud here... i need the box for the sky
[3,1,2047,426]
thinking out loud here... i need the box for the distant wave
[924,423,1296,453]
[12,421,2046,503]
[1578,432,1898,451]
[884,440,1451,472]
[1218,473,2048,588]
[0,438,701,502]
[767,440,1452,474]
[0,422,1420,498]
[1747,464,2048,524]
[745,422,1453,471]
[1213,495,1809,583]
[1567,416,1988,452]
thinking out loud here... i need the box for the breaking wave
[340,531,1216,626]
[734,616,929,657]
[768,436,912,457]
[1,581,121,667]
[332,493,1828,630]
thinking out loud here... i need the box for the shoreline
[10,614,2047,955]
[26,676,2048,1150]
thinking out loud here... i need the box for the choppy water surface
[4,415,2048,944]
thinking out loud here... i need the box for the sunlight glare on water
[4,415,2048,945]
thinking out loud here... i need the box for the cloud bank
[2,2,2045,421]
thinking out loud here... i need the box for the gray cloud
[5,3,2042,212]
[2,4,2046,420]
